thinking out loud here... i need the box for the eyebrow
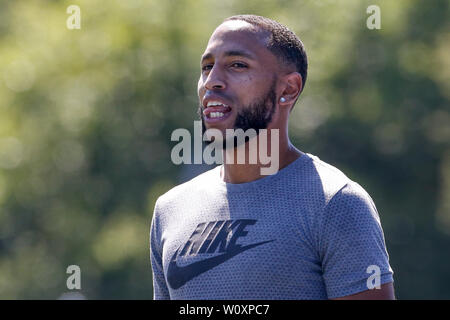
[201,50,256,64]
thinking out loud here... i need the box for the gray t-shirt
[150,152,394,299]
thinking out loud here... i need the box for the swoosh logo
[167,240,275,289]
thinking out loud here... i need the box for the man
[150,14,395,299]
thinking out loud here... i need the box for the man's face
[197,21,280,142]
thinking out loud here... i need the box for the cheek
[236,74,253,84]
[234,76,268,101]
[230,75,254,97]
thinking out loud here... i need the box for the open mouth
[203,105,232,123]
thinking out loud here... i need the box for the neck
[220,128,302,184]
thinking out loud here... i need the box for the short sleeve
[150,199,170,300]
[318,182,394,299]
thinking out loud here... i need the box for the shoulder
[154,165,220,214]
[328,181,377,212]
[323,180,381,226]
[300,153,354,205]
[298,153,379,224]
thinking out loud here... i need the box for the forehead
[202,20,274,62]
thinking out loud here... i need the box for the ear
[279,72,303,109]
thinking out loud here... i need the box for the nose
[203,64,226,91]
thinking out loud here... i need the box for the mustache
[198,93,234,112]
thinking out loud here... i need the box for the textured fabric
[150,152,394,299]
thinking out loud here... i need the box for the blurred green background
[0,0,449,299]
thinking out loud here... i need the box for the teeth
[207,101,227,107]
[210,112,224,118]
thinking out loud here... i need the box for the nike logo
[167,239,274,289]
[166,219,275,290]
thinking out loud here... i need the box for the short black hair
[224,14,308,95]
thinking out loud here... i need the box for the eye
[230,62,247,69]
[201,64,213,72]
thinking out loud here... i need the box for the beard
[198,78,277,150]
